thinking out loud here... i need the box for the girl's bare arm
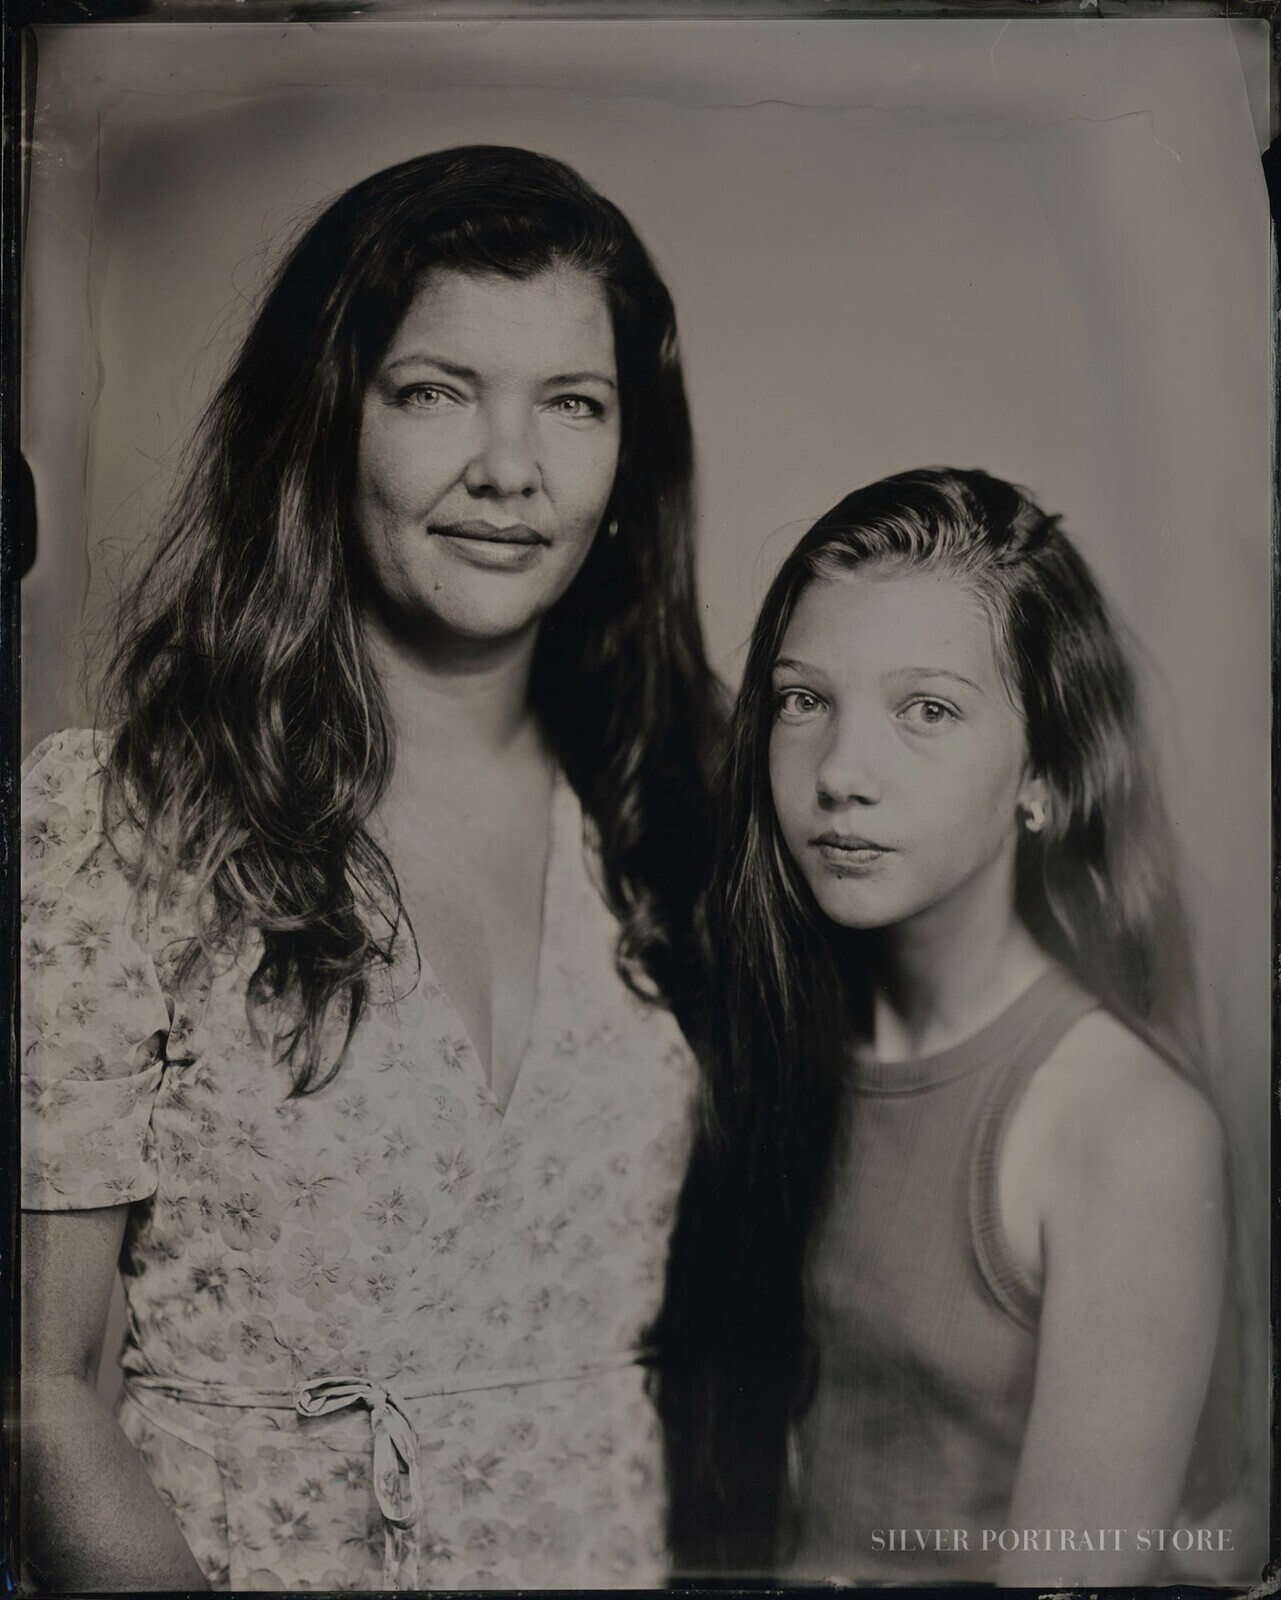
[21,1206,211,1592]
[997,1014,1226,1587]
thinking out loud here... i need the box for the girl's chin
[810,885,902,933]
[809,878,947,936]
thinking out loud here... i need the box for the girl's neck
[864,847,1050,1063]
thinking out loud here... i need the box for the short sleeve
[21,729,171,1210]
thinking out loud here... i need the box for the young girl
[651,468,1236,1588]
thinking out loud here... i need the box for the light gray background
[21,17,1271,1549]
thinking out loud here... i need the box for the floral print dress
[21,729,697,1591]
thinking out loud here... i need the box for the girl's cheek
[768,738,804,807]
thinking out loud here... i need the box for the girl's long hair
[101,145,719,1087]
[648,467,1203,1576]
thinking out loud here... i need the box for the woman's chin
[366,590,552,658]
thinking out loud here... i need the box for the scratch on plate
[989,20,1010,82]
[1148,121,1183,164]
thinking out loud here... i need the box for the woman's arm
[21,1207,211,1592]
[996,1015,1226,1588]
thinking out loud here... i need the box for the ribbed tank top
[784,965,1098,1586]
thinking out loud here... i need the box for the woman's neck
[864,846,1049,1063]
[365,613,549,810]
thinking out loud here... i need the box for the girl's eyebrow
[886,666,983,692]
[771,656,816,675]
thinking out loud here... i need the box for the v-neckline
[408,768,569,1126]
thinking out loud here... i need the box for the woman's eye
[547,395,605,420]
[774,688,824,720]
[900,698,957,729]
[397,384,454,411]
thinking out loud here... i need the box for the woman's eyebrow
[542,370,617,390]
[771,656,816,675]
[384,354,479,378]
[381,355,616,391]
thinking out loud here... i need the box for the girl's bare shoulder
[1004,1003,1223,1228]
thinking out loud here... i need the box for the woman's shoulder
[22,729,103,771]
[19,727,155,931]
[21,728,114,871]
[21,728,175,1211]
[23,729,109,806]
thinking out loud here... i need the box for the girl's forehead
[779,567,1005,687]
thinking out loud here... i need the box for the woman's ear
[1019,774,1048,836]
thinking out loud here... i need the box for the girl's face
[353,265,620,647]
[769,566,1036,936]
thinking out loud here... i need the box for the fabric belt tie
[294,1375,422,1587]
[124,1349,646,1591]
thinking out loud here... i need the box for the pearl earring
[606,518,619,539]
[1023,798,1046,834]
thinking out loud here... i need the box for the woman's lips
[430,520,549,545]
[428,521,550,570]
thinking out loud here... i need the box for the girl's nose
[815,715,883,807]
[464,406,541,499]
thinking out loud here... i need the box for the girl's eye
[774,688,825,721]
[900,698,957,729]
[546,395,606,421]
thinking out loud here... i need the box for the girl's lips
[813,836,894,869]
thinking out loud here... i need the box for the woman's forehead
[385,265,615,376]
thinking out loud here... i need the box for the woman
[21,145,719,1591]
[649,469,1239,1587]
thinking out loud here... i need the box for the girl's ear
[1019,774,1049,836]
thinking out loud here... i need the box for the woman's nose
[464,406,541,498]
[815,715,883,807]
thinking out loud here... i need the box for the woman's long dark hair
[102,145,719,1087]
[648,467,1202,1576]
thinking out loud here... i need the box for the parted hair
[103,145,719,1089]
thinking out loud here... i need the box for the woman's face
[353,265,620,647]
[768,565,1034,936]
